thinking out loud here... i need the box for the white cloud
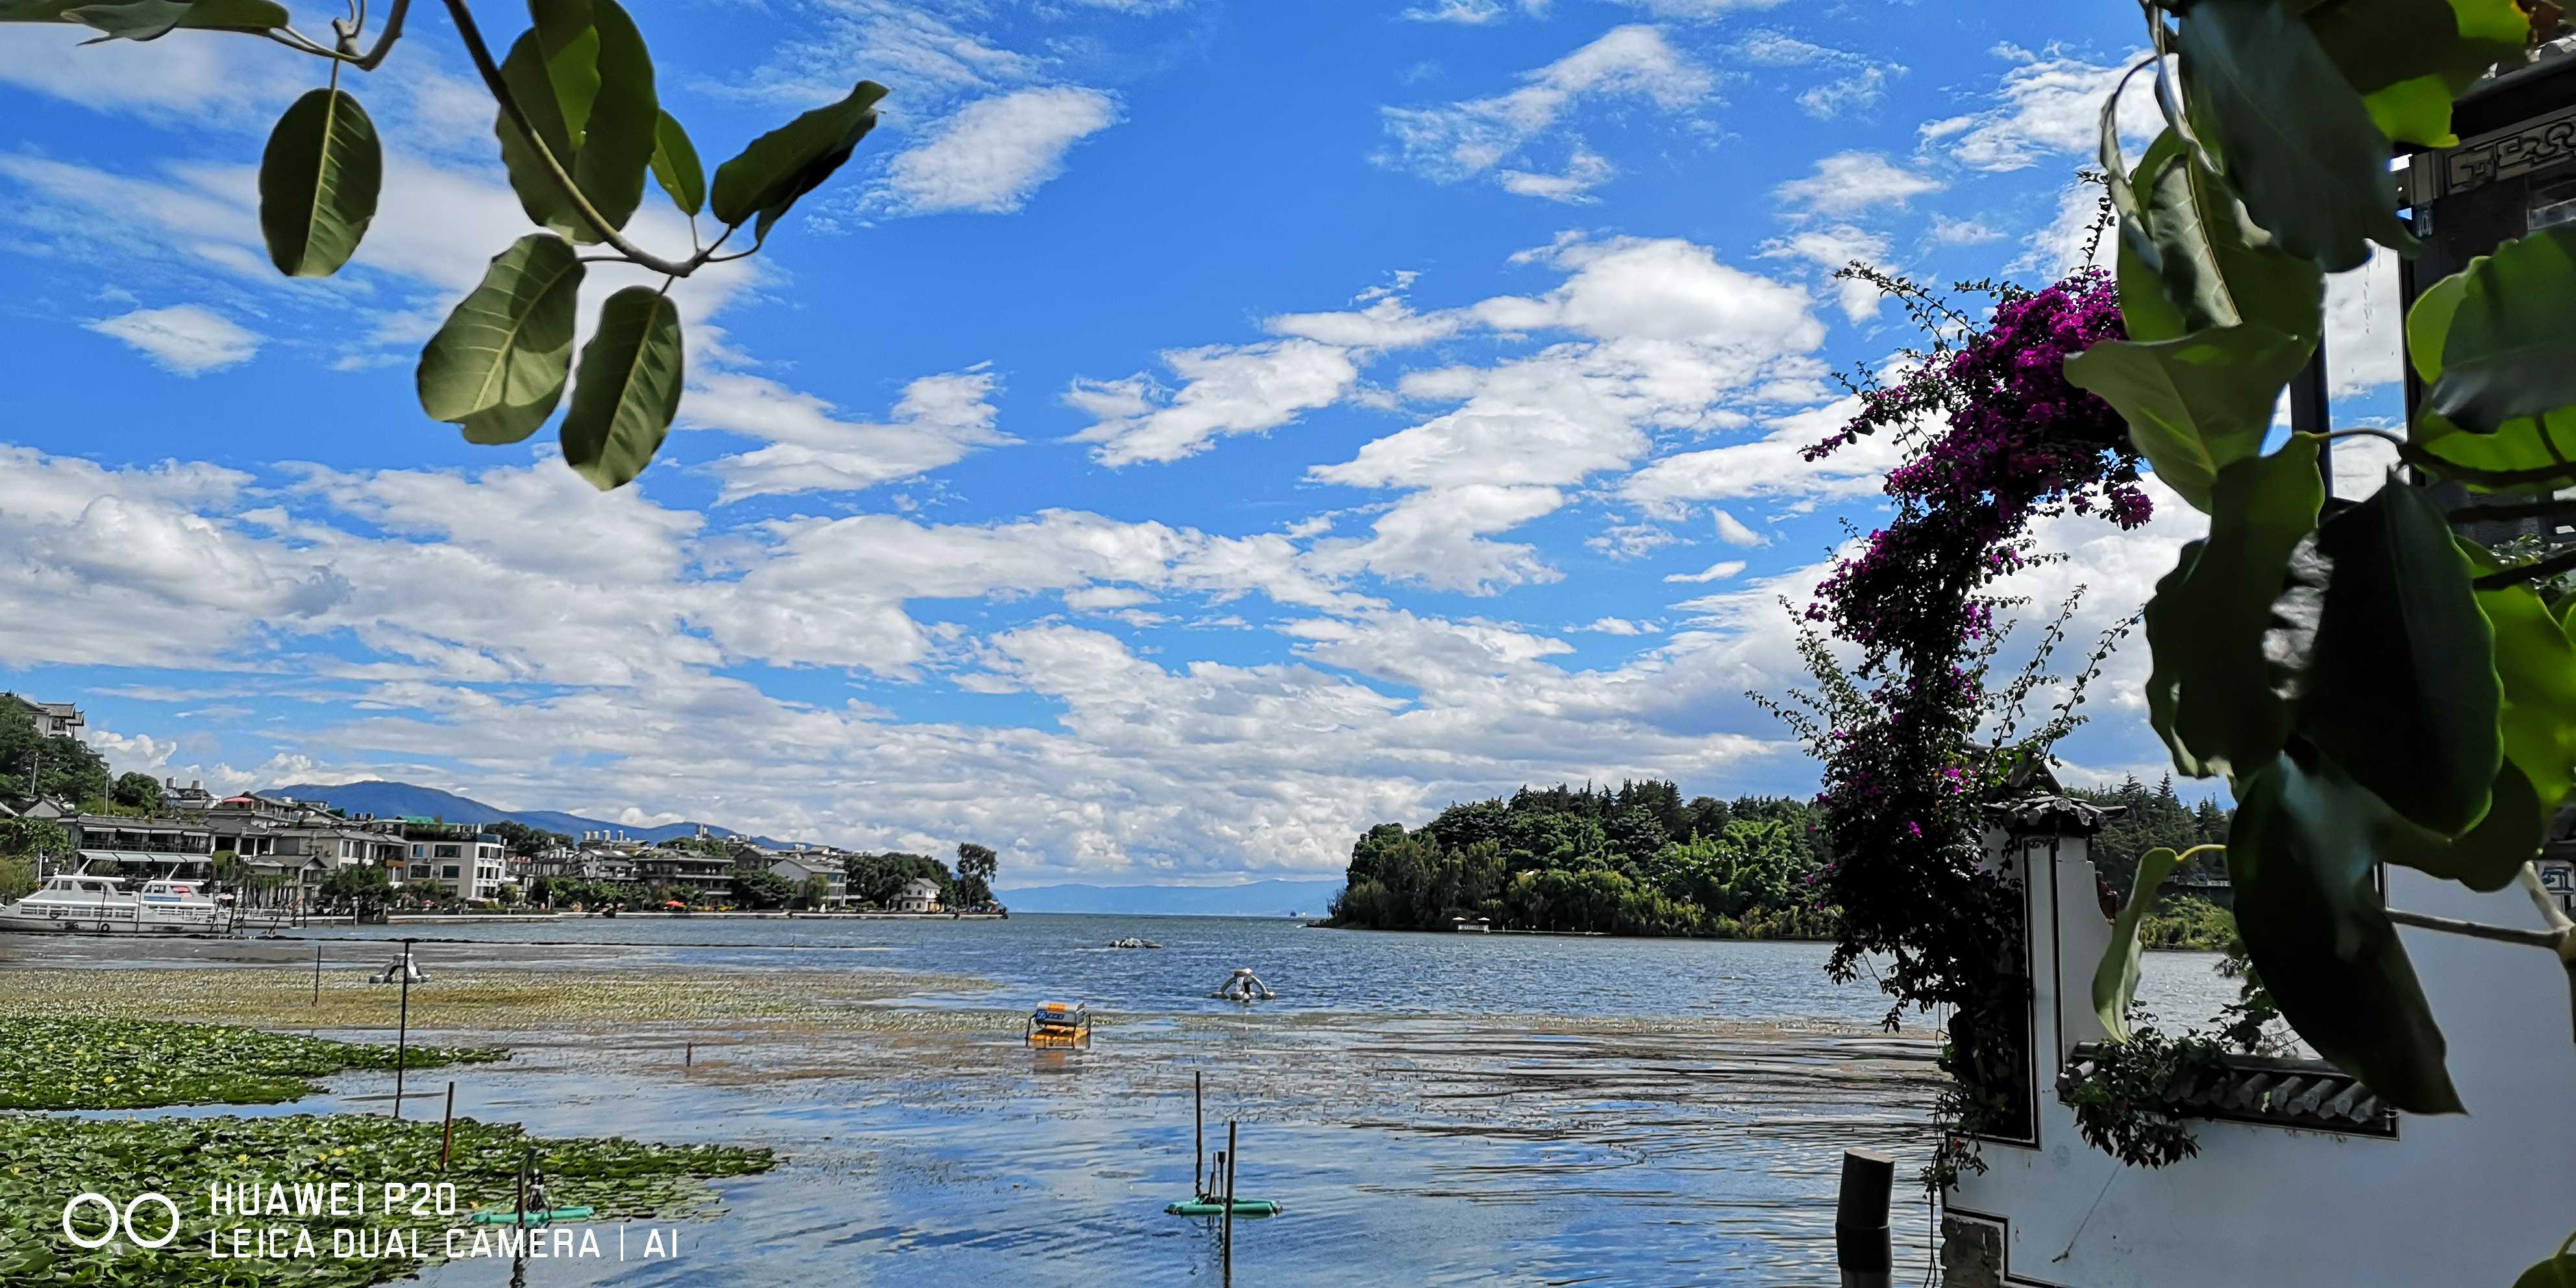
[1663,558,1746,583]
[1760,225,1894,322]
[0,23,303,124]
[1379,25,1709,195]
[1067,339,1361,467]
[1401,0,1548,21]
[1711,508,1767,546]
[1798,66,1892,119]
[1496,143,1616,203]
[1574,617,1655,635]
[1774,151,1943,217]
[1929,213,2005,245]
[1622,397,1900,512]
[689,367,1015,501]
[1611,0,1785,15]
[86,304,263,375]
[1919,48,2157,173]
[878,86,1121,214]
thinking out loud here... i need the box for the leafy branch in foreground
[2,0,896,490]
[2072,0,2576,1160]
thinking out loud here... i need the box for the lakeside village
[18,689,2575,939]
[0,697,1002,923]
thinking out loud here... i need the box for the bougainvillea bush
[1763,265,2147,1183]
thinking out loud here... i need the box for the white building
[1942,792,2576,1287]
[10,696,84,739]
[766,853,850,906]
[401,826,513,900]
[893,876,942,913]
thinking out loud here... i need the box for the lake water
[10,915,2245,1286]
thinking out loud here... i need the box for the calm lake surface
[12,915,2244,1286]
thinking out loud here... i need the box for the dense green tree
[841,852,952,906]
[110,773,164,812]
[0,699,108,806]
[730,870,797,908]
[488,820,573,858]
[954,841,998,906]
[2071,776,2233,891]
[320,864,392,918]
[1332,782,1830,938]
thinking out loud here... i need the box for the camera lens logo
[62,1193,180,1250]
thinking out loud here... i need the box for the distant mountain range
[995,880,1341,917]
[260,781,780,846]
[258,780,1346,915]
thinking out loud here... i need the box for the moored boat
[0,872,225,934]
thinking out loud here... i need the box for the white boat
[0,873,226,934]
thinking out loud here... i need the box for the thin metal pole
[439,1082,456,1170]
[313,945,322,1006]
[391,939,411,1120]
[1195,1071,1204,1198]
[1222,1121,1238,1283]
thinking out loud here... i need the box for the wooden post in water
[391,939,412,1121]
[1194,1071,1204,1198]
[686,1041,694,1068]
[438,1082,456,1171]
[312,945,321,1006]
[1222,1121,1238,1283]
[1835,1148,1894,1288]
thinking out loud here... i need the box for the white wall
[1951,835,2576,1286]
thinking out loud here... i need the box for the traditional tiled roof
[1983,793,2125,836]
[2061,1044,2396,1137]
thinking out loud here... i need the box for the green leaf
[2092,845,2185,1044]
[497,29,585,240]
[2115,128,2325,345]
[649,110,703,217]
[2228,743,2463,1114]
[2512,1254,2576,1288]
[560,286,684,491]
[2177,0,2416,271]
[492,0,657,244]
[2305,0,2528,147]
[2427,228,2576,433]
[2272,480,2500,836]
[9,0,285,35]
[417,234,587,446]
[257,88,382,279]
[2065,324,2312,512]
[573,0,655,237]
[2140,441,2323,778]
[710,79,887,232]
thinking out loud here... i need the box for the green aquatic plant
[0,1016,504,1111]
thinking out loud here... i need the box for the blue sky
[0,0,2408,884]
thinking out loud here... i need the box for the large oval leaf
[2513,1254,2576,1288]
[560,286,683,491]
[2228,743,2462,1115]
[2177,0,2416,271]
[2272,480,2501,836]
[416,234,587,445]
[2115,127,2324,345]
[258,88,382,279]
[573,0,656,236]
[710,80,887,232]
[2303,0,2529,147]
[493,0,657,244]
[5,0,286,36]
[650,110,704,217]
[2066,323,2313,512]
[2140,442,2323,778]
[2427,227,2576,433]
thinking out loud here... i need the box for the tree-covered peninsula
[1329,782,1834,938]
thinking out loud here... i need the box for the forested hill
[1330,781,1831,938]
